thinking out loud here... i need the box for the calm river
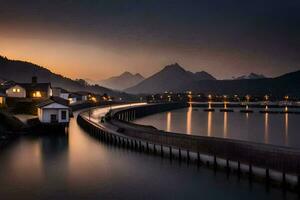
[0,105,298,199]
[134,106,300,148]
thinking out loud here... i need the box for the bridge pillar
[169,147,172,160]
[179,148,182,161]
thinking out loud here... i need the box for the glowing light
[264,113,269,144]
[166,112,171,132]
[186,104,192,134]
[284,113,289,145]
[284,95,289,101]
[33,91,41,98]
[264,95,269,101]
[208,101,212,109]
[207,111,212,136]
[91,97,97,102]
[223,112,228,138]
[246,95,250,101]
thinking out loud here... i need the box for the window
[33,91,41,98]
[12,88,21,93]
[61,110,67,120]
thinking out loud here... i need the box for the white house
[6,84,26,98]
[5,77,52,99]
[52,87,70,100]
[37,97,70,124]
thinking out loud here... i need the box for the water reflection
[166,112,172,132]
[135,107,300,148]
[186,105,192,134]
[285,114,289,145]
[264,113,269,144]
[223,112,228,138]
[207,112,212,136]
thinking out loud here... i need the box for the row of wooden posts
[77,112,299,191]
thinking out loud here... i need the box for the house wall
[6,85,26,98]
[38,103,70,123]
[48,86,52,97]
[60,93,69,100]
[52,88,61,97]
[69,97,77,104]
[0,97,5,106]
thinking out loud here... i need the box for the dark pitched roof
[53,87,69,93]
[69,93,82,98]
[37,96,69,108]
[75,91,92,96]
[19,83,51,92]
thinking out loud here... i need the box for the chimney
[32,76,37,84]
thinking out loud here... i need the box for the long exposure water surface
[134,106,300,148]
[0,106,298,199]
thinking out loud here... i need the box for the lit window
[33,91,42,98]
[13,88,16,92]
[17,89,20,92]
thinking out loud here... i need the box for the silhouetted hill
[99,71,145,90]
[125,63,216,93]
[126,63,300,97]
[235,73,266,80]
[0,56,135,100]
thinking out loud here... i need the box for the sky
[0,0,299,80]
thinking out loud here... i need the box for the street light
[223,95,227,109]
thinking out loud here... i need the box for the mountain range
[0,56,135,100]
[125,63,300,97]
[125,63,216,93]
[98,72,144,90]
[235,73,266,80]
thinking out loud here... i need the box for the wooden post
[153,144,157,154]
[146,142,149,153]
[179,148,182,161]
[187,150,190,162]
[226,159,230,171]
[139,141,142,152]
[169,147,172,160]
[214,155,217,169]
[282,172,286,188]
[266,168,270,182]
[161,145,164,157]
[131,140,134,149]
[249,163,253,180]
[237,161,241,175]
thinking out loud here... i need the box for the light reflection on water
[186,105,192,134]
[0,107,298,199]
[135,107,300,148]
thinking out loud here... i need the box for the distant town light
[91,97,97,102]
[284,95,289,101]
[264,95,269,101]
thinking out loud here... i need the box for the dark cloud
[0,0,299,77]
